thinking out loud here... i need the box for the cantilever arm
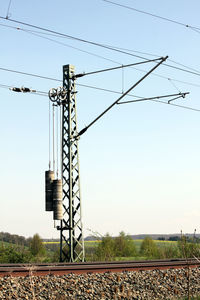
[77,56,168,137]
[117,92,190,105]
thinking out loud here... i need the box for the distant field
[43,241,60,244]
[84,239,177,250]
[43,239,177,249]
[134,239,177,251]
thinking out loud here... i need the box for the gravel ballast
[0,267,200,299]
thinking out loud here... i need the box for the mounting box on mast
[58,64,85,262]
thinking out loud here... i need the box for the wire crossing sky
[0,0,200,238]
[101,0,200,32]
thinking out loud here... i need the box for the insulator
[52,179,63,220]
[45,170,54,211]
[21,87,31,93]
[10,87,21,92]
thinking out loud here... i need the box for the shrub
[140,237,158,258]
[114,231,137,257]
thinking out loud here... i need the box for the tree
[29,234,46,256]
[157,237,165,241]
[140,236,158,258]
[114,231,136,257]
[178,235,200,258]
[95,233,115,261]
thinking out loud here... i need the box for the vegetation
[140,237,158,258]
[0,231,31,246]
[0,231,200,263]
[29,234,46,256]
[0,233,47,263]
[94,231,137,261]
[0,243,31,263]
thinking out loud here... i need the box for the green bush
[0,243,32,263]
[114,231,137,257]
[156,244,180,259]
[95,233,115,261]
[140,237,158,258]
[95,232,137,261]
[29,233,46,257]
[178,236,200,258]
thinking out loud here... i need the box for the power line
[128,66,200,88]
[0,16,149,61]
[1,65,200,97]
[0,82,48,96]
[1,82,199,113]
[101,0,200,31]
[0,22,119,64]
[151,99,200,112]
[1,18,200,80]
[3,21,200,78]
[2,22,200,76]
[0,66,61,82]
[102,43,200,75]
[22,29,121,66]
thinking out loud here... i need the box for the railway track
[0,259,199,277]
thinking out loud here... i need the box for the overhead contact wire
[101,0,200,31]
[1,20,200,79]
[2,22,200,77]
[0,15,149,61]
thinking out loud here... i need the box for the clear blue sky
[0,0,200,238]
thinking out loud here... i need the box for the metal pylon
[58,64,84,262]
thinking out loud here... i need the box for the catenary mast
[58,64,84,262]
[46,64,84,262]
[45,56,188,263]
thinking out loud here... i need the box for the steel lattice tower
[58,64,84,262]
[47,57,168,262]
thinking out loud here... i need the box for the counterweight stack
[45,170,54,211]
[53,179,63,220]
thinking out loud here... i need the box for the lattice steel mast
[56,64,84,262]
[46,56,180,263]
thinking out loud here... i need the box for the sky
[0,0,200,239]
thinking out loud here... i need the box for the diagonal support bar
[77,56,168,137]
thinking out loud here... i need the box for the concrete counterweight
[45,170,54,211]
[53,179,63,220]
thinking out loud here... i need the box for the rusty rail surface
[0,259,199,277]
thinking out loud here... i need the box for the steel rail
[0,259,199,277]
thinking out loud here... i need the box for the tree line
[0,233,47,263]
[0,231,200,263]
[0,231,31,246]
[91,232,200,261]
